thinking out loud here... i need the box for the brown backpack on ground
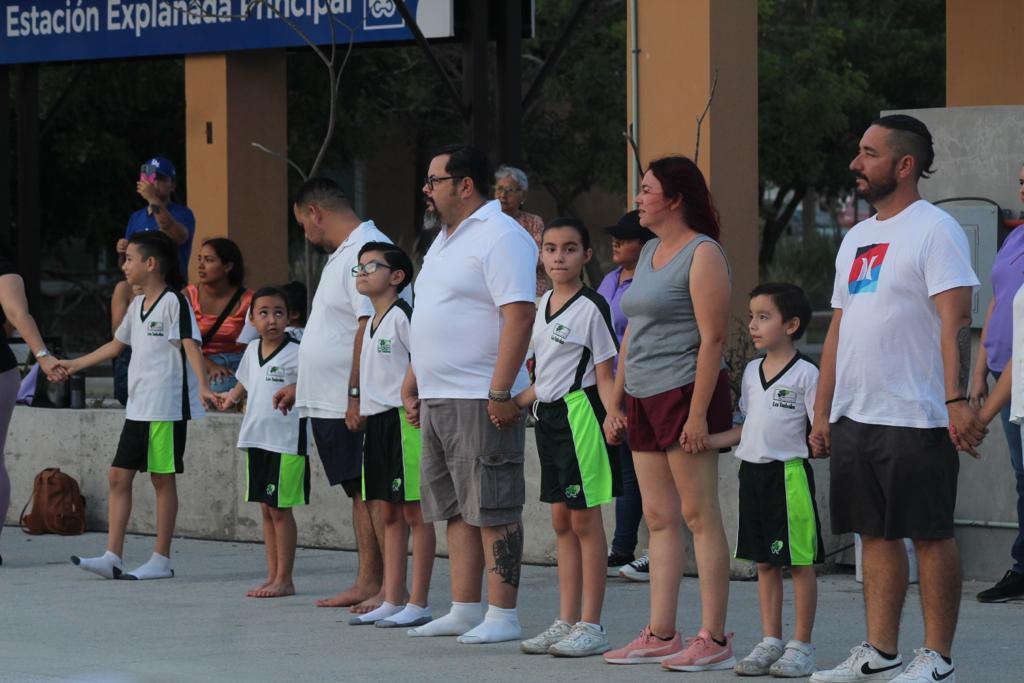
[19,468,86,535]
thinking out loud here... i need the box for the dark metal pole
[0,66,10,252]
[462,0,489,150]
[393,0,467,120]
[15,64,40,309]
[497,0,523,165]
[522,0,593,115]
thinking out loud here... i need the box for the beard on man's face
[854,163,899,205]
[423,207,443,232]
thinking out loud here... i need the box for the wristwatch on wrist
[35,349,50,360]
[348,386,360,398]
[488,388,512,402]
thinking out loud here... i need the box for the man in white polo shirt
[402,144,537,644]
[276,177,396,613]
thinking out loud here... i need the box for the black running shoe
[607,551,634,577]
[977,569,1024,603]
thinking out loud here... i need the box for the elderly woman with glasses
[495,165,548,297]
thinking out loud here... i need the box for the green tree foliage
[758,0,945,272]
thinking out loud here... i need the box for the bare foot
[245,578,274,597]
[250,581,295,598]
[349,589,385,614]
[314,584,378,608]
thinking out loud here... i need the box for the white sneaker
[619,553,650,582]
[891,649,955,682]
[734,638,784,676]
[771,641,816,678]
[810,643,903,682]
[549,622,612,657]
[520,619,572,654]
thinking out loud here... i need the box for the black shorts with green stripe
[736,458,825,566]
[362,407,422,503]
[113,420,187,474]
[535,386,621,510]
[246,448,311,509]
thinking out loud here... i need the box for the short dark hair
[281,280,307,327]
[872,114,935,180]
[432,144,489,198]
[358,241,415,293]
[749,282,812,340]
[544,217,592,251]
[202,237,245,286]
[249,286,290,316]
[293,177,352,213]
[128,231,183,290]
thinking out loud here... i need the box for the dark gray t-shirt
[620,235,728,397]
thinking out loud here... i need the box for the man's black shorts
[311,417,364,498]
[830,417,959,540]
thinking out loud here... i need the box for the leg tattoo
[489,523,523,588]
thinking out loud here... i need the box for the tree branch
[693,68,719,165]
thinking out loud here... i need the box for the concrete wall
[4,407,846,576]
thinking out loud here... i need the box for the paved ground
[0,531,1020,682]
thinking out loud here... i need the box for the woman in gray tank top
[601,156,735,669]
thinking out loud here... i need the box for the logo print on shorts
[847,243,890,295]
[772,387,798,410]
[391,478,402,492]
[565,484,581,499]
[147,321,165,337]
[377,338,393,354]
[266,483,276,496]
[551,324,571,345]
[770,540,784,555]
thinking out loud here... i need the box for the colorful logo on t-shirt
[551,324,571,345]
[772,387,798,410]
[266,366,286,383]
[146,321,165,337]
[848,243,890,294]
[377,338,393,354]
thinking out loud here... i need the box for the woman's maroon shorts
[625,369,733,452]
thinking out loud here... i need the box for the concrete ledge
[5,407,845,574]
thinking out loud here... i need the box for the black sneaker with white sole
[607,551,634,577]
[619,553,650,582]
[976,569,1024,603]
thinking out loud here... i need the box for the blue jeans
[207,352,243,394]
[113,347,131,406]
[993,370,1024,573]
[611,441,644,556]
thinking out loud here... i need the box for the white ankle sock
[407,601,483,637]
[349,601,404,625]
[377,603,432,627]
[71,551,122,579]
[457,605,522,644]
[122,552,173,580]
[763,636,786,649]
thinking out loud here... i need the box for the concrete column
[184,50,288,288]
[626,0,758,314]
[947,0,1024,106]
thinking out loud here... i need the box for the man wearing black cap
[110,157,196,404]
[596,210,655,581]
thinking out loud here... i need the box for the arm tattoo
[956,325,971,396]
[488,523,523,588]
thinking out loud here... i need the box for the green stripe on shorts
[784,459,818,566]
[565,389,613,507]
[277,454,308,508]
[147,422,176,474]
[399,406,422,502]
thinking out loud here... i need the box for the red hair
[646,156,720,242]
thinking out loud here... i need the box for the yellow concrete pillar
[947,0,1024,106]
[627,0,758,313]
[184,50,289,287]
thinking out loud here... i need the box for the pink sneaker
[603,626,683,664]
[660,628,736,671]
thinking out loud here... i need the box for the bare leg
[350,497,388,613]
[247,503,277,596]
[404,503,436,607]
[150,473,178,558]
[552,503,582,624]
[667,445,730,639]
[106,467,136,557]
[251,507,297,598]
[757,564,783,639]
[913,538,961,657]
[482,521,523,609]
[571,506,608,625]
[382,502,410,606]
[449,516,485,603]
[791,565,817,643]
[633,450,683,638]
[315,492,382,607]
[861,535,908,654]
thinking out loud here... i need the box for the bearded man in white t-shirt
[808,116,983,683]
[274,177,395,613]
[401,144,537,644]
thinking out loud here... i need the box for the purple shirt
[984,227,1024,372]
[597,266,632,343]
